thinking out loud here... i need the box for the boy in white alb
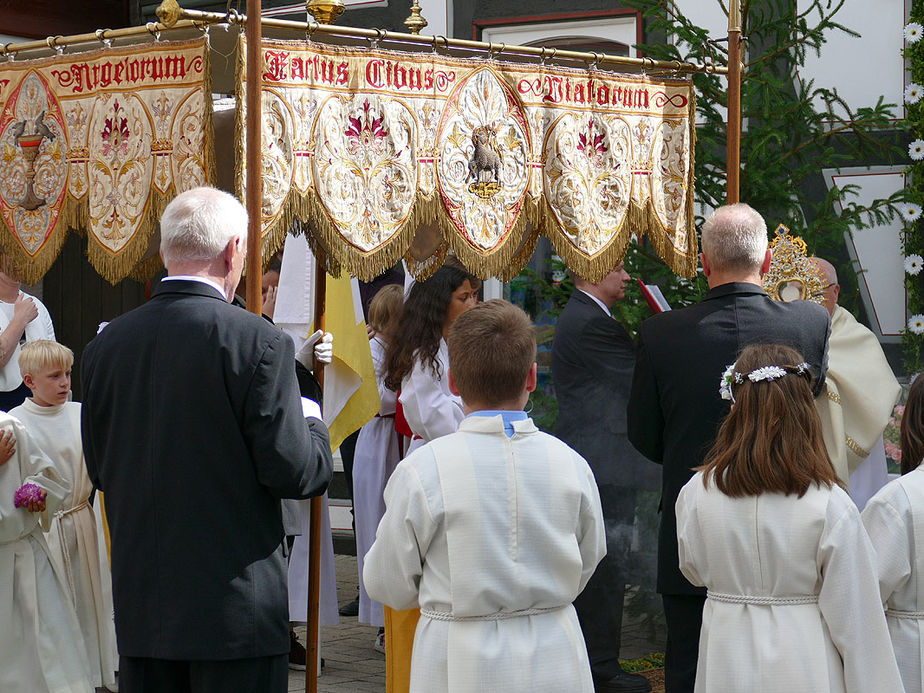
[364,300,606,693]
[10,340,117,690]
[0,408,92,692]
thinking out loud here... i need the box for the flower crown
[719,362,811,402]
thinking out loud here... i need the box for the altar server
[10,340,117,689]
[863,374,924,692]
[676,343,902,693]
[365,299,605,693]
[354,284,404,643]
[380,260,479,691]
[0,411,93,692]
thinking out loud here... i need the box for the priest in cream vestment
[813,259,900,505]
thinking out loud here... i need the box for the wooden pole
[304,7,340,691]
[306,266,327,692]
[726,0,742,204]
[245,0,262,313]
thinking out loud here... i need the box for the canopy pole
[149,1,726,75]
[307,267,327,693]
[303,3,340,688]
[726,1,742,204]
[245,0,262,313]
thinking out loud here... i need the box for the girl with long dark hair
[677,343,901,692]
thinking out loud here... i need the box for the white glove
[295,329,334,369]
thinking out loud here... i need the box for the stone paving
[288,553,667,693]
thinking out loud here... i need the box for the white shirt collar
[577,289,612,317]
[162,275,228,301]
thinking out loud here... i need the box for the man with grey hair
[627,203,830,692]
[81,186,333,692]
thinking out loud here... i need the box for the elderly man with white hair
[627,202,831,693]
[81,186,333,693]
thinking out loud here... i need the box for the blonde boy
[11,340,118,690]
[364,299,605,693]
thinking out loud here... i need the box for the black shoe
[338,598,359,617]
[288,630,307,671]
[593,671,652,693]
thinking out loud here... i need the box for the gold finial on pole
[728,0,741,32]
[404,0,428,35]
[155,0,182,28]
[306,0,345,24]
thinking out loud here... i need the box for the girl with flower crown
[676,343,902,692]
[862,374,924,692]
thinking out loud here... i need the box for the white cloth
[160,275,227,300]
[676,471,903,693]
[9,399,117,688]
[862,466,924,693]
[0,291,55,392]
[0,412,92,693]
[364,415,605,693]
[353,337,401,627]
[287,492,339,627]
[398,338,463,455]
[849,435,890,512]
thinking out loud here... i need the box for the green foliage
[624,0,906,316]
[904,4,924,374]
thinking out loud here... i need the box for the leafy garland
[904,16,924,373]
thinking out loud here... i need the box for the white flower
[911,139,924,160]
[719,363,737,401]
[909,315,924,335]
[748,365,787,383]
[901,203,923,222]
[906,83,924,104]
[906,254,924,275]
[907,22,924,44]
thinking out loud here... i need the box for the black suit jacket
[627,282,830,595]
[81,280,333,660]
[552,290,659,490]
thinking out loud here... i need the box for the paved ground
[288,554,667,692]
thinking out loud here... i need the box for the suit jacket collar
[153,278,228,302]
[702,281,768,302]
[570,288,612,317]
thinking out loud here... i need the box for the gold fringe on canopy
[0,37,214,285]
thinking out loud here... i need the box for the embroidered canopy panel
[0,38,213,283]
[238,38,697,281]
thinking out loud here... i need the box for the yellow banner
[238,38,697,281]
[0,38,214,283]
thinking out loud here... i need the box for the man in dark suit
[81,187,333,692]
[627,203,830,692]
[552,263,659,693]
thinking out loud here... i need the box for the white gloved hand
[295,329,334,369]
[314,331,333,365]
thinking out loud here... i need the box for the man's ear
[526,362,538,393]
[699,252,711,277]
[448,369,461,397]
[222,239,237,271]
[760,248,772,276]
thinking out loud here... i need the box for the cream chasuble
[815,306,900,484]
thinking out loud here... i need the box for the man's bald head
[813,258,840,316]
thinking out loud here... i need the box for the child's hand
[0,428,14,465]
[25,488,46,513]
